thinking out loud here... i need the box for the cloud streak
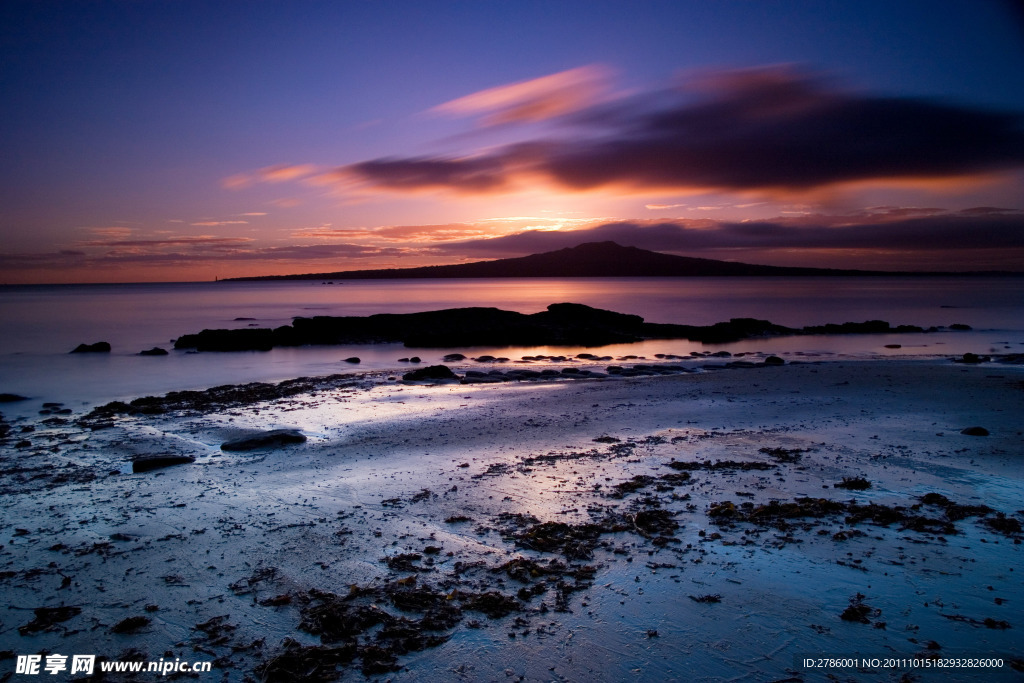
[430,65,614,126]
[222,164,318,190]
[0,241,419,270]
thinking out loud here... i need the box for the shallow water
[1,277,1022,416]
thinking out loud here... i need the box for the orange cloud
[292,216,609,244]
[83,227,135,239]
[222,164,318,189]
[431,65,613,126]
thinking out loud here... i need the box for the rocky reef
[173,302,955,352]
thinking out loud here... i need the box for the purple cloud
[341,67,1024,195]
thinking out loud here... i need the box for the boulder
[70,342,111,353]
[343,357,361,364]
[763,356,785,366]
[402,365,458,381]
[132,455,196,473]
[442,353,466,362]
[0,393,29,402]
[174,328,274,351]
[139,347,169,356]
[960,426,989,436]
[221,429,307,451]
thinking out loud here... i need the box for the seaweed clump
[840,593,881,624]
[834,476,871,491]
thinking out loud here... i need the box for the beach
[5,1,1024,680]
[2,357,1022,681]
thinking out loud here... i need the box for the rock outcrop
[174,302,958,353]
[221,429,307,451]
[71,342,111,353]
[402,365,458,381]
[132,455,196,473]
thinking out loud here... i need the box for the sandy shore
[1,359,1022,681]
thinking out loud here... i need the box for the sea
[2,276,1023,419]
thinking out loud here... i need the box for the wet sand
[1,359,1022,681]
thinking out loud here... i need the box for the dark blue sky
[2,1,1023,282]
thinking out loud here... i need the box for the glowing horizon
[2,2,1023,284]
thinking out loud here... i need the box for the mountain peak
[227,241,877,281]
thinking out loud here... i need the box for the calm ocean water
[2,277,1023,417]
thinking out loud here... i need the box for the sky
[2,0,1023,284]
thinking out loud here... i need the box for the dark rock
[0,393,29,402]
[402,365,458,381]
[82,374,356,420]
[343,357,361,364]
[408,356,421,363]
[139,347,169,356]
[174,303,939,352]
[110,616,151,633]
[70,342,111,353]
[950,323,972,330]
[442,353,466,362]
[221,429,307,451]
[960,426,990,436]
[506,369,542,378]
[763,356,785,366]
[956,353,989,364]
[174,328,274,351]
[132,455,196,473]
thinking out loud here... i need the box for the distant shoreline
[221,242,1024,282]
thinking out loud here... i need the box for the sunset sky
[2,1,1024,283]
